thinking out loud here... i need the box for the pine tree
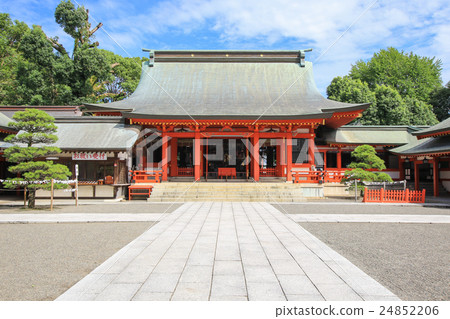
[342,145,393,191]
[3,109,71,208]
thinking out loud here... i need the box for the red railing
[292,170,323,183]
[323,170,347,183]
[292,169,350,184]
[363,188,426,203]
[177,167,194,176]
[129,170,161,183]
[260,167,276,177]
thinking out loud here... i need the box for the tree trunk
[27,189,36,209]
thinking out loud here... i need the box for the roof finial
[142,49,155,67]
[299,48,313,67]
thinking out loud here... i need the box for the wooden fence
[363,188,426,203]
[129,170,162,183]
[292,170,346,184]
[260,167,277,177]
[177,167,194,176]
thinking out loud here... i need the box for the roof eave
[122,112,334,121]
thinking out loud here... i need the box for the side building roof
[52,117,140,151]
[412,117,450,139]
[85,50,368,121]
[322,125,426,146]
[390,135,450,156]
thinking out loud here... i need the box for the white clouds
[2,0,449,91]
[89,0,449,91]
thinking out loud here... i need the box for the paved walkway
[56,202,399,301]
[2,213,448,224]
[290,214,450,223]
[0,213,164,223]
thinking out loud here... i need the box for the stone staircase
[407,181,449,197]
[146,182,306,202]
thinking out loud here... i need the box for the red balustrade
[129,170,161,183]
[260,168,276,177]
[177,167,194,176]
[363,188,425,203]
[292,169,350,184]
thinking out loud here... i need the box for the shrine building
[0,50,449,199]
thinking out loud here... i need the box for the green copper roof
[323,126,424,145]
[412,117,450,137]
[390,135,450,155]
[85,51,368,120]
[51,118,139,151]
[0,112,13,130]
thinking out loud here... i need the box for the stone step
[147,197,304,202]
[143,181,307,202]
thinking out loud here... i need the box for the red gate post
[161,133,168,181]
[286,134,292,182]
[194,130,201,181]
[252,131,260,181]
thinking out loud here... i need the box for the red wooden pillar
[433,158,439,197]
[161,132,168,181]
[337,148,342,169]
[276,144,281,177]
[170,137,178,177]
[280,138,286,177]
[414,160,419,191]
[252,131,260,181]
[308,138,315,168]
[286,134,292,182]
[399,157,405,180]
[141,152,147,170]
[194,130,201,181]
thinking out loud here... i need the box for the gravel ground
[0,203,182,214]
[0,222,153,300]
[300,222,450,301]
[275,203,450,215]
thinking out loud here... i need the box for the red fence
[260,168,276,177]
[177,167,194,176]
[292,170,347,183]
[363,188,426,203]
[129,170,161,183]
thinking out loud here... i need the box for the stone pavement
[289,214,450,223]
[1,213,448,224]
[56,202,400,301]
[0,213,163,223]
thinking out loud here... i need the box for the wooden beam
[433,158,439,197]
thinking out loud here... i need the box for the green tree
[373,85,410,125]
[3,109,71,208]
[342,145,393,191]
[326,76,377,125]
[347,145,387,170]
[429,82,450,121]
[350,47,442,102]
[0,13,29,104]
[98,50,147,102]
[327,48,441,125]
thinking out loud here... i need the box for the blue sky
[2,0,449,95]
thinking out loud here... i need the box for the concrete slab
[57,201,400,301]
